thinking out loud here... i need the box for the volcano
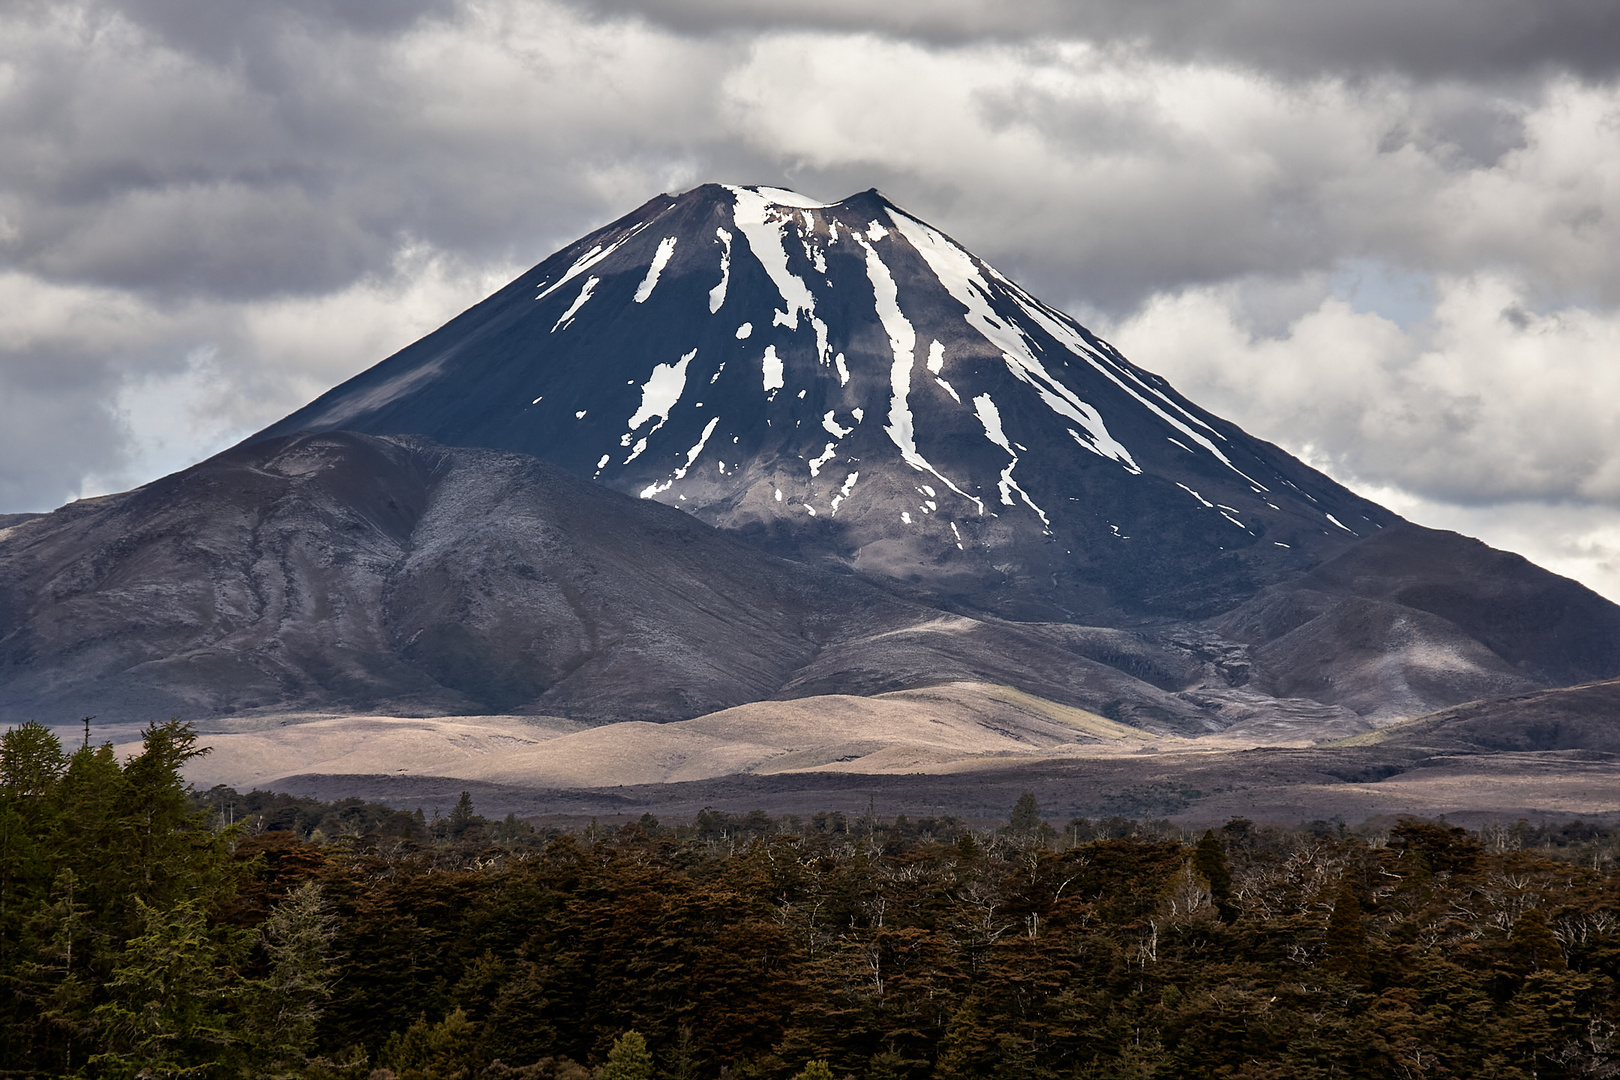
[5,184,1620,742]
[253,185,1397,623]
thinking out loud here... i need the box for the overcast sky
[4,0,1619,597]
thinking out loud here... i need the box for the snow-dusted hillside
[254,185,1394,621]
[7,185,1620,739]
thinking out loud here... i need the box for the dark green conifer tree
[933,1000,996,1080]
[1191,830,1236,922]
[2,719,243,1075]
[1507,909,1566,973]
[1322,879,1371,982]
[448,791,478,840]
[1008,793,1042,835]
[381,1008,481,1079]
[240,881,339,1077]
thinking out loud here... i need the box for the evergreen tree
[1008,793,1042,835]
[599,1030,654,1080]
[448,792,478,840]
[662,1024,694,1080]
[1321,879,1371,982]
[1191,830,1236,922]
[1507,908,1566,973]
[482,962,559,1065]
[87,897,237,1077]
[933,1000,996,1080]
[381,1008,480,1080]
[2,723,67,982]
[241,881,339,1077]
[1,719,241,1076]
[865,1049,908,1080]
[0,719,68,794]
[1389,817,1482,875]
[12,868,95,1073]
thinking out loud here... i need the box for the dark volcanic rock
[1364,677,1620,754]
[0,432,1219,728]
[251,184,1396,623]
[1209,523,1620,720]
[1294,523,1620,687]
[7,184,1620,736]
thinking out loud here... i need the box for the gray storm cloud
[570,0,1620,79]
[3,0,1620,597]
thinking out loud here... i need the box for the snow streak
[999,284,1266,490]
[886,211,1140,476]
[831,472,859,514]
[636,413,718,498]
[709,229,731,313]
[973,394,1049,527]
[550,277,598,332]
[634,237,678,304]
[623,349,695,463]
[728,187,815,330]
[854,232,983,515]
[727,186,831,364]
[536,222,649,302]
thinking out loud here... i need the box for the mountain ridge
[0,431,1263,728]
[4,183,1620,768]
[251,183,1398,624]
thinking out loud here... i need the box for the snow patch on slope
[831,471,859,514]
[678,417,721,477]
[1176,482,1213,508]
[727,186,817,331]
[751,186,832,209]
[761,346,784,393]
[536,223,648,302]
[855,233,983,515]
[727,186,832,365]
[973,394,1049,527]
[808,443,837,477]
[709,229,731,313]
[638,418,720,497]
[623,350,695,463]
[634,237,678,303]
[550,276,598,332]
[886,211,1140,477]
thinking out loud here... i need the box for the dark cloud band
[566,0,1620,79]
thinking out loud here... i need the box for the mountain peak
[14,183,1620,738]
[252,182,1395,622]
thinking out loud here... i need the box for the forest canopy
[4,719,1620,1079]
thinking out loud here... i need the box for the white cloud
[0,249,517,508]
[719,37,1620,309]
[1102,272,1620,505]
[1099,271,1620,598]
